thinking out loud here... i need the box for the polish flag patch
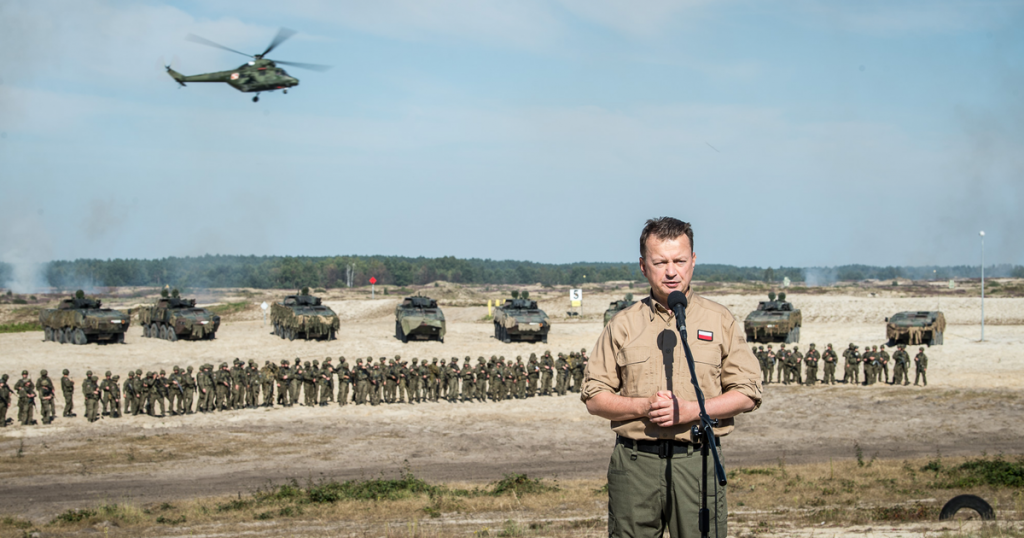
[697,330,713,342]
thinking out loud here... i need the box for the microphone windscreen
[667,291,687,311]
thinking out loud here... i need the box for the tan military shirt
[581,290,762,442]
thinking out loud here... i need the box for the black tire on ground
[502,326,511,344]
[143,324,150,337]
[930,331,944,346]
[117,332,125,344]
[542,335,548,344]
[939,495,995,521]
[287,328,296,341]
[74,328,87,345]
[168,327,178,342]
[785,326,800,344]
[44,327,53,341]
[56,328,65,344]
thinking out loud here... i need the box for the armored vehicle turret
[603,294,637,326]
[493,298,550,343]
[271,290,339,341]
[395,296,446,343]
[886,311,945,346]
[39,291,130,345]
[744,293,802,343]
[138,290,220,341]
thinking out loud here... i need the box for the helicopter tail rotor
[166,66,187,87]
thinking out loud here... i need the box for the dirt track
[1,291,1023,521]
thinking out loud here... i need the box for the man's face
[640,235,695,306]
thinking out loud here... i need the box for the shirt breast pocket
[691,343,723,397]
[615,346,655,397]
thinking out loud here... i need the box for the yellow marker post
[487,299,492,317]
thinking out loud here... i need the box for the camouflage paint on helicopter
[166,27,329,102]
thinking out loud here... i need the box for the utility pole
[980,231,985,342]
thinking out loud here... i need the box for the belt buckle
[658,439,671,459]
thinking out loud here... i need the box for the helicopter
[166,27,330,102]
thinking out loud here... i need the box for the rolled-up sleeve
[720,315,763,410]
[580,323,622,402]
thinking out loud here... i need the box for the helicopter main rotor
[185,27,330,71]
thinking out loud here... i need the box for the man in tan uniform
[582,217,762,538]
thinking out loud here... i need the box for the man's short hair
[640,217,694,258]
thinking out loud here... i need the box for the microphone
[667,291,687,333]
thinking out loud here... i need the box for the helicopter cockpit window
[277,69,290,76]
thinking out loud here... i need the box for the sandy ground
[1,291,1022,523]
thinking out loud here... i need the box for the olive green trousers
[607,441,727,538]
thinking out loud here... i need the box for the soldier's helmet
[767,345,773,349]
[187,365,193,371]
[827,343,833,348]
[173,366,180,372]
[411,358,418,364]
[63,369,70,375]
[581,347,587,353]
[104,370,111,377]
[919,347,925,351]
[341,357,347,363]
[41,369,48,376]
[128,371,135,377]
[432,358,438,363]
[136,369,142,375]
[793,346,799,350]
[0,374,6,381]
[304,361,311,367]
[758,345,764,350]
[221,362,228,368]
[22,370,28,376]
[85,370,92,376]
[809,343,816,347]
[160,369,166,375]
[313,360,320,366]
[356,358,363,364]
[395,354,401,360]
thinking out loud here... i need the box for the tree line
[0,256,1021,291]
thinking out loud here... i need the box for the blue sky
[1,0,1022,274]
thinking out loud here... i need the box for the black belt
[617,436,719,458]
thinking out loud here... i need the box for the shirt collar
[645,287,694,322]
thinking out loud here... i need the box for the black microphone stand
[671,293,727,538]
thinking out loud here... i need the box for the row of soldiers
[0,349,590,426]
[754,343,929,386]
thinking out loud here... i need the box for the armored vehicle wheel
[501,326,511,344]
[329,329,336,341]
[785,326,800,344]
[273,323,280,337]
[117,332,125,344]
[160,325,168,340]
[167,327,178,342]
[542,335,548,344]
[143,324,149,337]
[73,328,87,345]
[930,331,943,346]
[397,321,408,343]
[287,328,296,341]
[149,323,157,338]
[44,327,53,341]
[57,328,67,344]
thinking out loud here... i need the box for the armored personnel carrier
[886,311,945,346]
[395,296,446,343]
[137,290,220,341]
[271,289,339,341]
[493,298,550,343]
[603,294,637,326]
[39,291,130,345]
[744,292,802,343]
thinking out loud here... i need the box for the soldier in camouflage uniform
[99,371,117,417]
[821,344,838,385]
[369,362,383,406]
[0,374,10,427]
[803,344,819,385]
[914,347,928,386]
[247,360,261,408]
[182,366,196,414]
[337,358,351,405]
[763,346,774,385]
[197,365,213,412]
[13,370,29,423]
[131,369,145,415]
[775,344,789,383]
[260,361,276,407]
[83,371,99,422]
[891,345,910,386]
[401,356,413,401]
[877,345,891,384]
[214,363,230,410]
[792,345,804,384]
[843,344,859,384]
[865,346,879,385]
[555,353,569,395]
[61,369,75,417]
[109,375,121,419]
[18,377,36,425]
[540,351,554,395]
[38,370,55,424]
